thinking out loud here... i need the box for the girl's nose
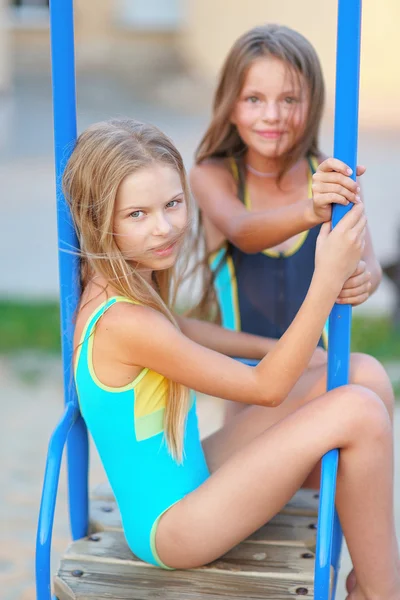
[261,101,280,122]
[153,213,172,236]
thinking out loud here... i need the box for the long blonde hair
[196,24,325,174]
[63,118,191,461]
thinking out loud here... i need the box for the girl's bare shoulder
[190,157,236,195]
[74,284,158,347]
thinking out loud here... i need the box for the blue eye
[130,210,144,219]
[166,200,179,209]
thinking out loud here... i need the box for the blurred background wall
[181,0,400,129]
[5,0,399,126]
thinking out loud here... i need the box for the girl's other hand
[315,202,367,289]
[312,158,366,222]
[337,260,372,306]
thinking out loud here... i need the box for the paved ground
[2,354,400,600]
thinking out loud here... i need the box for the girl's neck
[244,149,304,180]
[87,267,156,296]
[140,267,155,286]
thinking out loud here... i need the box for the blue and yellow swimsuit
[210,155,328,348]
[74,296,210,568]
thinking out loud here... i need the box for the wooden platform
[54,485,331,599]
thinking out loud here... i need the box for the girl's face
[231,56,309,160]
[113,164,187,273]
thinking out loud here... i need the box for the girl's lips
[152,241,177,257]
[255,130,285,139]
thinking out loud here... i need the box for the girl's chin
[252,143,290,160]
[136,255,177,272]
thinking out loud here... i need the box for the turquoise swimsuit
[74,296,210,568]
[210,156,328,348]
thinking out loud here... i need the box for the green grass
[0,300,61,354]
[1,301,400,362]
[351,315,400,361]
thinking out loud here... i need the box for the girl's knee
[339,384,392,442]
[349,353,394,419]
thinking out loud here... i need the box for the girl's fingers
[334,202,364,232]
[313,171,360,194]
[341,272,371,290]
[317,220,331,240]
[316,192,351,206]
[339,281,371,297]
[351,213,368,236]
[356,165,366,176]
[313,183,360,203]
[317,157,353,175]
[317,158,366,178]
[351,261,366,277]
[337,292,370,306]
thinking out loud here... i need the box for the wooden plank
[91,483,319,517]
[248,514,317,550]
[90,499,317,549]
[281,489,319,517]
[89,499,120,531]
[65,530,316,577]
[56,527,319,600]
[55,559,315,599]
[91,481,114,502]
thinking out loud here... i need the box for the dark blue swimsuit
[209,156,328,348]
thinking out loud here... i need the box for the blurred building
[1,0,399,128]
[181,0,400,129]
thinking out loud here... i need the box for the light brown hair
[196,24,325,175]
[63,118,192,461]
[192,25,325,320]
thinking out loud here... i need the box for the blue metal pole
[35,404,80,600]
[314,1,362,598]
[49,0,89,540]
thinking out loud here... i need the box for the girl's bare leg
[156,385,399,599]
[205,353,395,596]
[217,353,394,485]
[224,352,393,427]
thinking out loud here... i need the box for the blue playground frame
[35,1,362,599]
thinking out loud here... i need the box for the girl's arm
[176,315,276,358]
[107,205,365,407]
[176,315,327,367]
[190,158,358,254]
[190,163,319,253]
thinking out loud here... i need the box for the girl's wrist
[309,270,342,307]
[304,198,322,227]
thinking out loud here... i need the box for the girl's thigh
[203,363,328,473]
[205,352,392,474]
[155,384,381,569]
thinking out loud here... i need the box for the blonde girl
[66,118,398,599]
